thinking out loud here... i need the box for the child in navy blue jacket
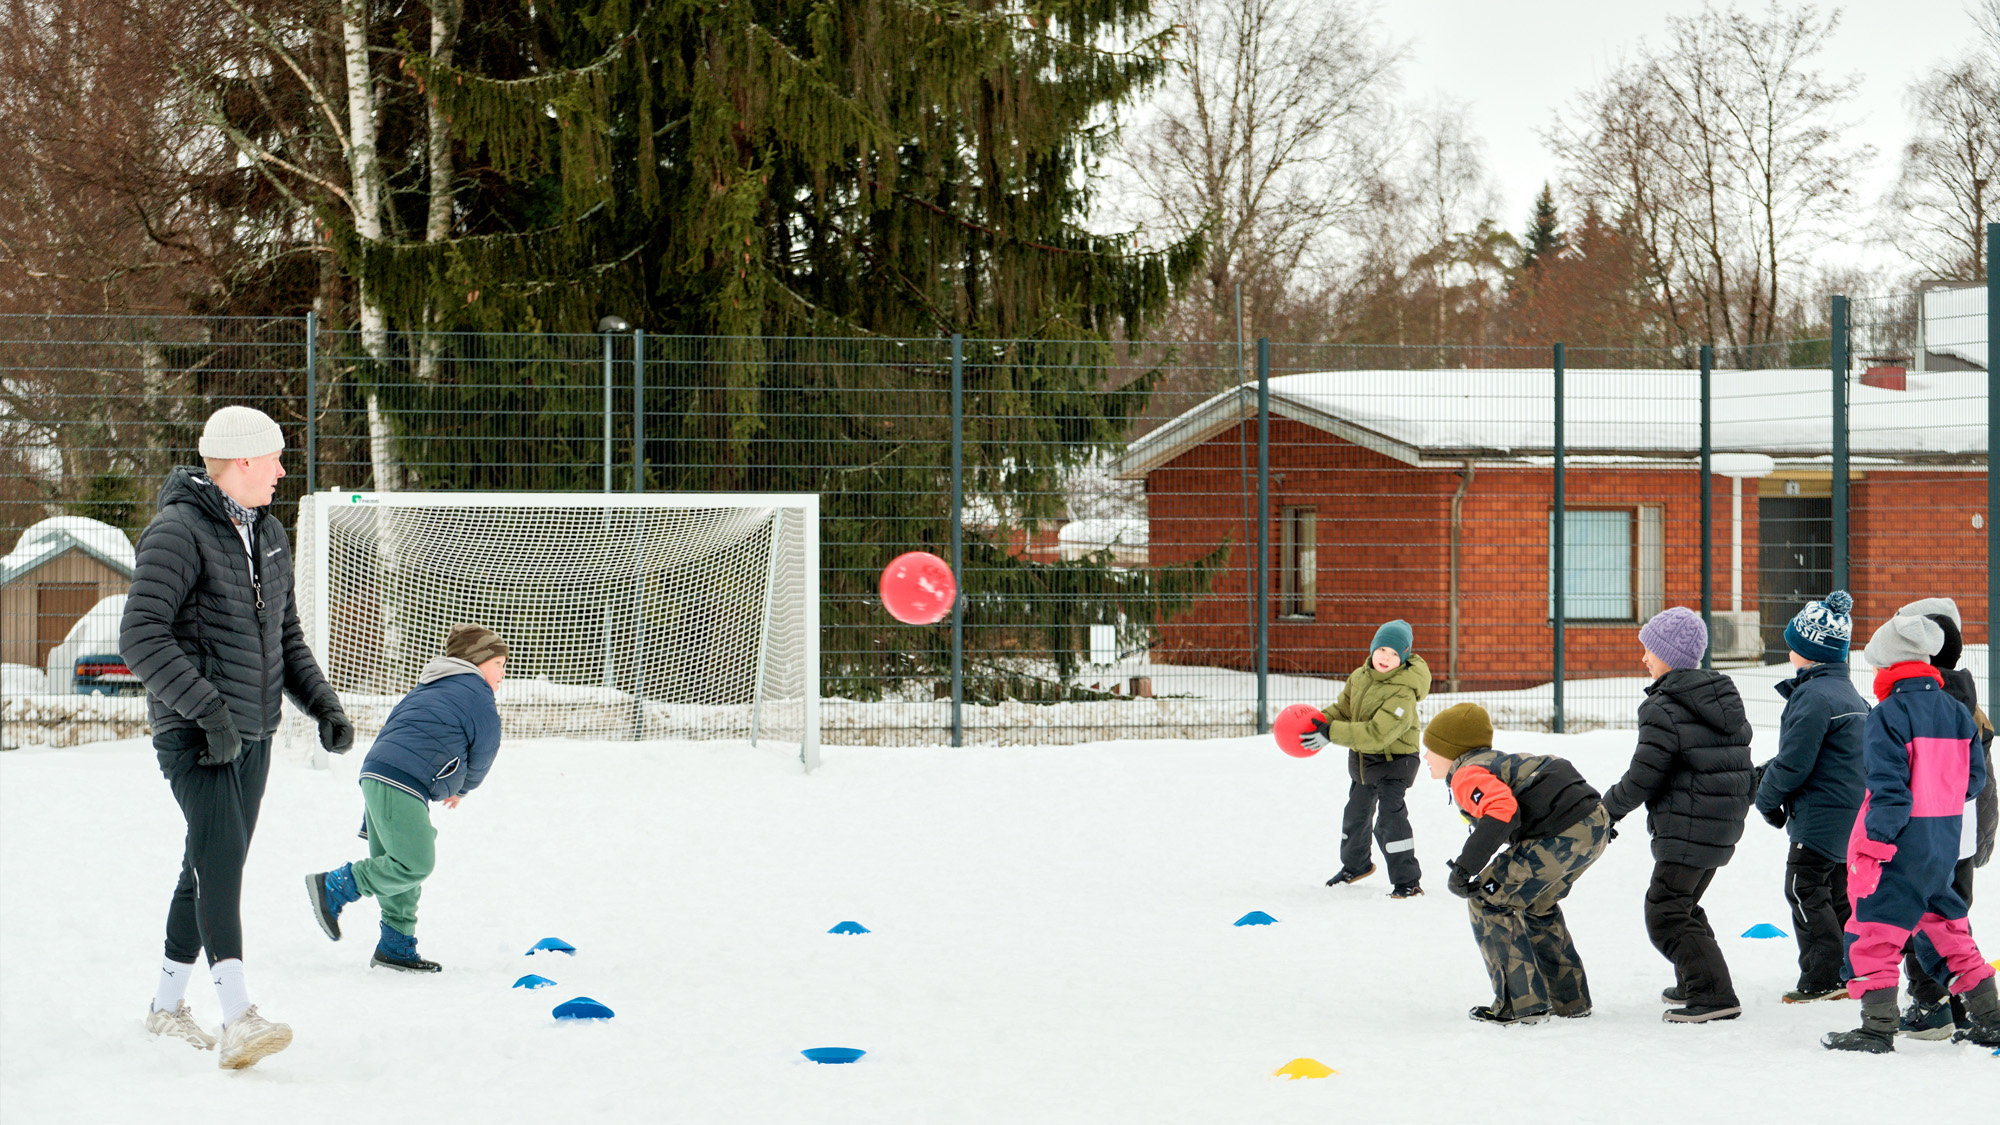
[306,624,506,972]
[1754,591,1869,1003]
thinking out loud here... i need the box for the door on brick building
[36,582,99,666]
[1758,497,1832,662]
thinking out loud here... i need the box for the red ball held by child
[879,551,958,625]
[1273,703,1327,758]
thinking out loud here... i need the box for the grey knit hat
[199,405,284,460]
[1896,597,1960,629]
[1638,606,1708,670]
[1863,614,1943,669]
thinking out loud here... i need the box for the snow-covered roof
[1113,367,1988,477]
[0,517,137,586]
[44,593,126,681]
[1922,283,1986,371]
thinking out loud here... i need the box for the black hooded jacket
[1938,666,1997,867]
[119,467,333,740]
[1603,668,1756,868]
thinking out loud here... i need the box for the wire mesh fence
[2,294,1990,748]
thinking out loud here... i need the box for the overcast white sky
[1377,0,1983,272]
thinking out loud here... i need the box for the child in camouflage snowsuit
[1422,702,1611,1025]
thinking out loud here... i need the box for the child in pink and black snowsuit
[1823,614,2000,1052]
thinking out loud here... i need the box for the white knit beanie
[199,406,284,460]
[1863,614,1944,669]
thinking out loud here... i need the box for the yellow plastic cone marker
[1992,958,2000,971]
[1274,1058,1336,1080]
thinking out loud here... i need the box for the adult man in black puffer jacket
[1603,607,1755,1024]
[119,406,352,1070]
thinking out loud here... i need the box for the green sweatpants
[352,779,437,936]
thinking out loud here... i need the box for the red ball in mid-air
[1273,703,1328,758]
[879,551,957,625]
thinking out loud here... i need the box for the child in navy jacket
[306,624,506,973]
[1823,614,2000,1052]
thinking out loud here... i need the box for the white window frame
[1279,506,1317,619]
[1548,505,1664,624]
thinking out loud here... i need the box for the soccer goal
[295,492,819,769]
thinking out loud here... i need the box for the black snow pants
[157,727,273,966]
[1644,861,1739,1008]
[1785,843,1851,992]
[1340,751,1421,886]
[1905,856,1977,1005]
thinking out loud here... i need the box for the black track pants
[1339,752,1421,885]
[1785,843,1851,992]
[157,727,273,966]
[1644,861,1739,1008]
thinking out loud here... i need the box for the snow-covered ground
[1,728,1993,1123]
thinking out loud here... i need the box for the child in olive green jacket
[1305,619,1432,897]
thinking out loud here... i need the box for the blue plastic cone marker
[827,921,870,935]
[527,937,577,955]
[552,997,615,1020]
[802,1047,866,1064]
[1234,911,1278,927]
[513,974,556,989]
[1741,923,1788,939]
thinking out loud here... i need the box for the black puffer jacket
[1603,669,1755,868]
[1939,667,1997,867]
[119,468,333,740]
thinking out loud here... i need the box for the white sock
[211,959,250,1026]
[153,957,196,1014]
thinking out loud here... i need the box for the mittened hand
[1761,806,1787,830]
[317,709,355,754]
[196,706,242,767]
[1446,863,1476,899]
[1848,839,1898,899]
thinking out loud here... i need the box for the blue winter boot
[371,921,442,973]
[305,863,361,941]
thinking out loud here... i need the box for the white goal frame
[299,491,820,770]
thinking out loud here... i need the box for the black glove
[1606,825,1619,842]
[1300,718,1332,752]
[1762,806,1787,830]
[1446,863,1476,899]
[197,705,242,767]
[313,699,354,754]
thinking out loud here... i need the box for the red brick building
[1115,367,1988,692]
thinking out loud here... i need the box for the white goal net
[295,492,818,767]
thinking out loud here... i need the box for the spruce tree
[1516,182,1562,273]
[350,1,1217,699]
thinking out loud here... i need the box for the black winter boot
[1952,976,2000,1047]
[1823,987,1897,1053]
[1325,864,1376,887]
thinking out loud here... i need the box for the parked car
[71,653,143,696]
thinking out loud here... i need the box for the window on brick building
[1548,506,1663,622]
[1280,507,1316,618]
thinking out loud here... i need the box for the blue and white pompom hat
[1783,589,1853,664]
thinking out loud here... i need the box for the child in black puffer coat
[1602,607,1755,1024]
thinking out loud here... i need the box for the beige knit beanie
[199,406,285,460]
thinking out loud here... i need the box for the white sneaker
[216,1006,292,1069]
[144,1001,217,1050]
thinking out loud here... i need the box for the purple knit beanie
[1638,606,1708,670]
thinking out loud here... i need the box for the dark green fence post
[1831,295,1850,592]
[950,333,964,748]
[1700,343,1713,669]
[632,329,645,491]
[1256,337,1270,735]
[1552,342,1565,734]
[1988,224,1997,716]
[304,311,317,496]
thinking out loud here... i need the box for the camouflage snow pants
[1467,804,1612,1018]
